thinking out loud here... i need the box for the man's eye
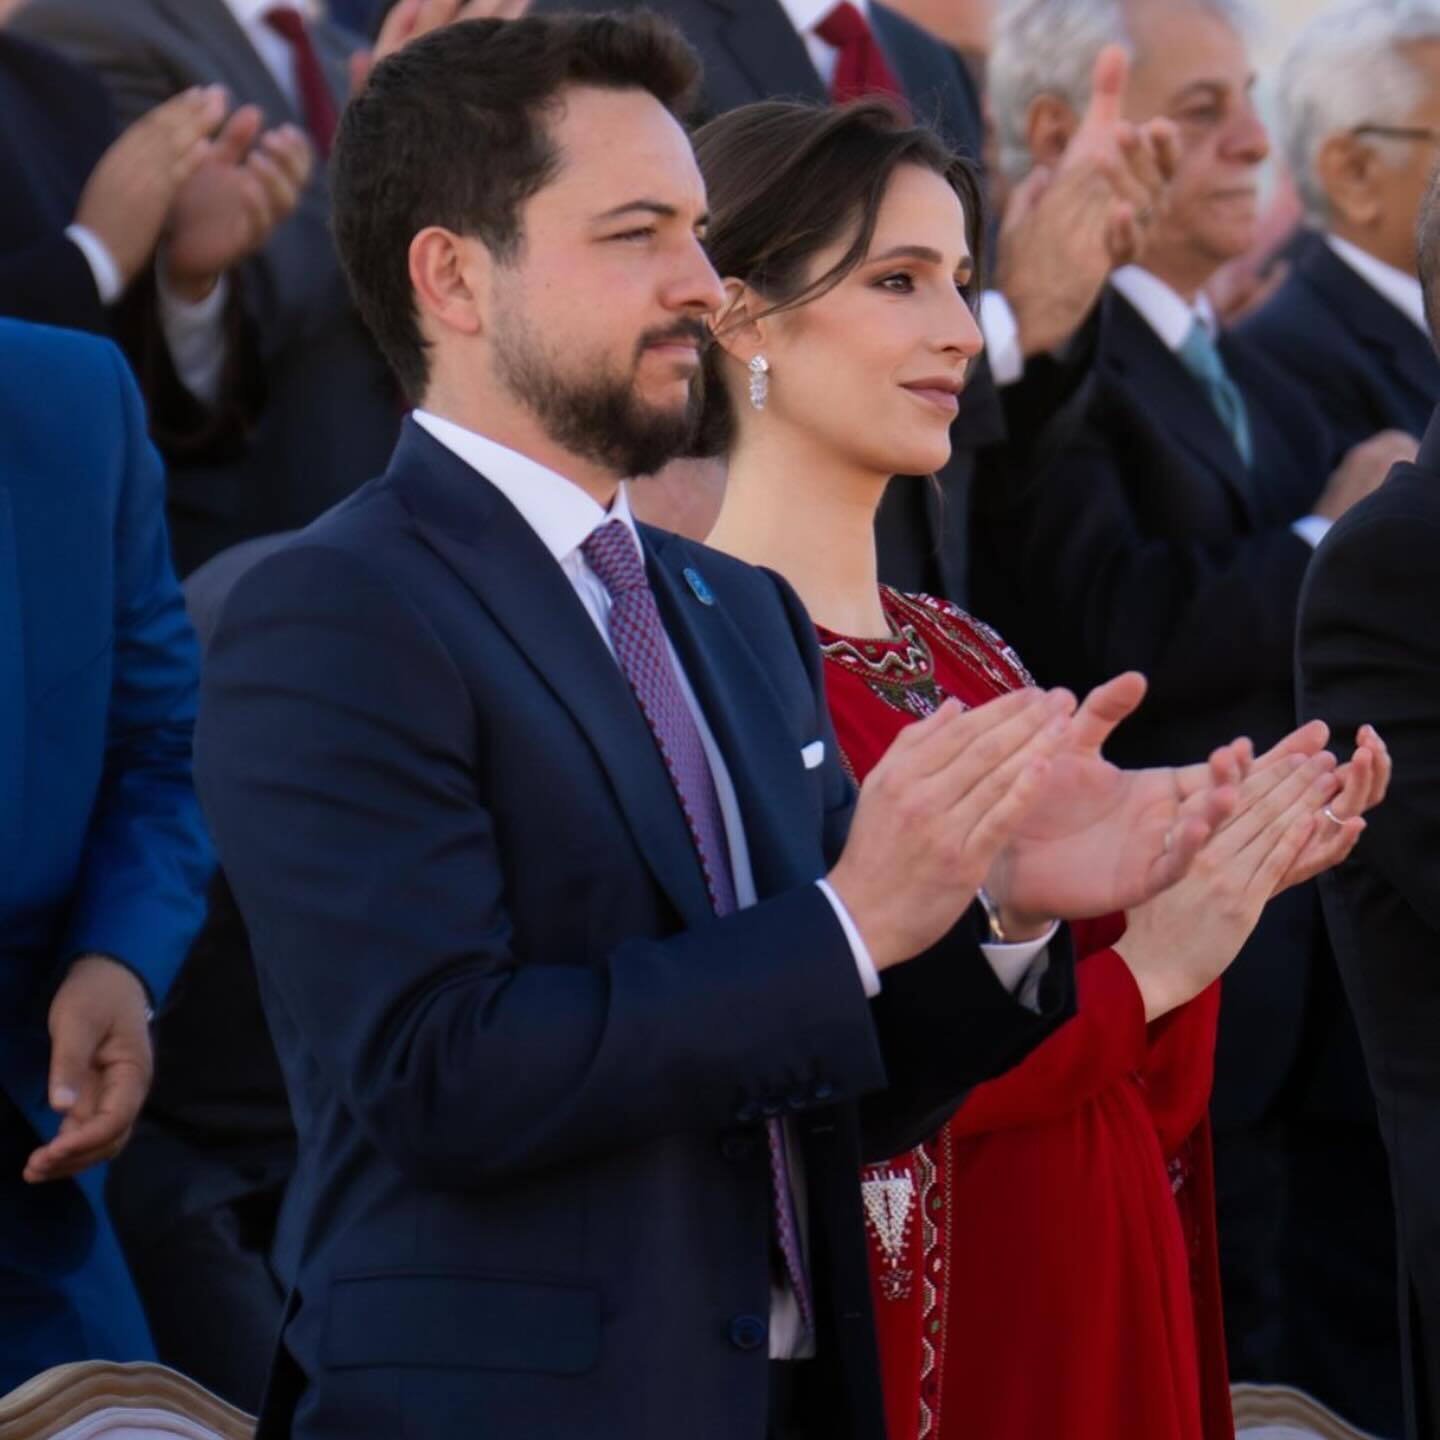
[1179,106,1223,126]
[878,273,915,293]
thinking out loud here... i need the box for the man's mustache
[635,320,709,357]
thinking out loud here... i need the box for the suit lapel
[700,0,828,105]
[1105,292,1262,527]
[643,530,818,895]
[154,0,298,124]
[0,489,22,875]
[392,428,714,927]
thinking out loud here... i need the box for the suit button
[786,1092,808,1112]
[812,1081,834,1102]
[720,1134,755,1162]
[729,1314,767,1351]
[735,1101,760,1124]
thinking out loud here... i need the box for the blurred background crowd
[3,0,1440,1437]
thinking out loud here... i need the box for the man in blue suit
[0,319,213,1390]
[196,17,1242,1439]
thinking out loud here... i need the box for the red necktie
[263,6,339,159]
[815,2,904,105]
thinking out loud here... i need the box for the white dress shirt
[1326,233,1429,338]
[1110,266,1332,549]
[411,410,1052,1353]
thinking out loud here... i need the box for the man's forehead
[544,84,707,217]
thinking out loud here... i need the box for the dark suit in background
[1241,231,1439,453]
[11,0,401,576]
[971,286,1402,1434]
[106,532,297,1413]
[195,421,1074,1440]
[531,0,1001,604]
[1297,410,1440,1440]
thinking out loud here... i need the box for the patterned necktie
[815,2,904,105]
[581,519,813,1338]
[1178,320,1254,469]
[263,6,339,159]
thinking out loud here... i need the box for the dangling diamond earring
[748,354,770,411]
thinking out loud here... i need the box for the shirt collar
[225,0,322,26]
[777,0,871,36]
[411,410,640,567]
[1110,265,1218,352]
[1325,234,1429,337]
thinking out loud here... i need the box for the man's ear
[709,277,768,366]
[409,226,490,340]
[1026,92,1081,170]
[1315,132,1383,229]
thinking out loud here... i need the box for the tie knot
[816,1,869,47]
[1178,319,1225,382]
[581,519,649,598]
[263,5,307,43]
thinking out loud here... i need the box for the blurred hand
[349,0,530,95]
[1114,750,1336,1021]
[828,687,1076,970]
[164,108,314,303]
[983,673,1248,924]
[74,85,229,289]
[1314,430,1418,522]
[1207,256,1290,328]
[995,46,1178,357]
[24,956,153,1184]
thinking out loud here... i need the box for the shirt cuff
[65,224,123,306]
[156,257,231,408]
[980,289,1025,387]
[1292,515,1333,550]
[981,920,1059,1013]
[815,879,881,999]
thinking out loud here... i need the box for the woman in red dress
[689,99,1390,1440]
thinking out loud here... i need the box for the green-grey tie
[1178,320,1254,469]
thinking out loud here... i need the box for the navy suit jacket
[195,421,1074,1440]
[1297,408,1440,1439]
[0,319,212,1379]
[1241,231,1440,453]
[971,287,1340,1126]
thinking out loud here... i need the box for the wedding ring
[1322,805,1345,827]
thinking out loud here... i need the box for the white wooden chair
[1233,1381,1386,1440]
[0,1362,254,1440]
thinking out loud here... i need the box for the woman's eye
[878,272,915,294]
[609,227,657,244]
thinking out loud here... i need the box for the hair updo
[689,97,987,457]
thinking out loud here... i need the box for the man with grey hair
[974,1,1408,1430]
[1241,0,1440,451]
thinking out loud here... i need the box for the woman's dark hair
[332,13,702,401]
[691,98,987,456]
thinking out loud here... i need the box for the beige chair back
[1233,1381,1386,1440]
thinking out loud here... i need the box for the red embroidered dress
[817,588,1232,1440]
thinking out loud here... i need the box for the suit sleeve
[196,545,893,1190]
[0,236,108,335]
[1298,505,1440,933]
[761,571,1079,1162]
[60,341,214,1003]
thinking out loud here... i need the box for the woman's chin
[883,445,953,479]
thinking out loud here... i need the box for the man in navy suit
[196,16,1243,1439]
[975,2,1410,1429]
[0,318,213,1389]
[1240,0,1440,451]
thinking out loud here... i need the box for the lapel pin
[683,566,716,606]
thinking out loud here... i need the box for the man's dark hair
[332,14,702,401]
[1419,161,1440,345]
[687,98,987,457]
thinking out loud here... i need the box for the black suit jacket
[195,421,1073,1440]
[12,0,402,576]
[1241,231,1440,453]
[529,0,1005,604]
[972,287,1339,1123]
[1297,409,1440,1439]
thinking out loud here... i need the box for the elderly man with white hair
[1241,0,1440,451]
[972,2,1407,1432]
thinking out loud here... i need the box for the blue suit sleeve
[60,343,214,1003]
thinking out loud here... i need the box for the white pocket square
[801,740,826,770]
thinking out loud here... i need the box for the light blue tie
[1178,320,1254,469]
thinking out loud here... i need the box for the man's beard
[493,307,705,479]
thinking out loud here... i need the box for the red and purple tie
[816,2,904,105]
[263,6,339,159]
[581,519,814,1340]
